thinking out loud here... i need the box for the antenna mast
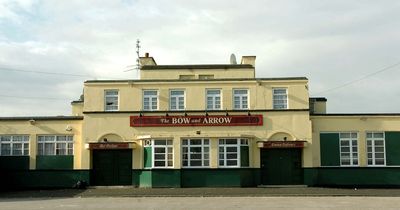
[136,39,141,78]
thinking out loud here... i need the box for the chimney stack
[139,52,157,66]
[241,56,256,67]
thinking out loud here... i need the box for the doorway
[260,148,303,185]
[91,149,132,186]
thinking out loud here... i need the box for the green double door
[92,150,132,186]
[260,148,303,185]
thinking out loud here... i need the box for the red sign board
[88,143,132,150]
[261,141,306,149]
[130,115,263,127]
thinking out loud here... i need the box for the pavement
[2,187,400,198]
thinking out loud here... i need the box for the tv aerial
[124,39,141,77]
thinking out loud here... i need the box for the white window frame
[233,89,249,110]
[0,135,29,156]
[182,138,210,168]
[272,88,288,109]
[151,139,173,168]
[339,132,358,166]
[170,89,185,111]
[143,90,159,111]
[104,90,119,111]
[218,138,248,168]
[366,132,386,166]
[37,135,73,156]
[206,89,222,110]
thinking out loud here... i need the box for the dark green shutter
[144,147,152,168]
[240,146,249,167]
[385,132,400,166]
[320,133,340,166]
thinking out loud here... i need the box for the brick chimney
[139,52,157,66]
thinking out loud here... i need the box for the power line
[312,61,400,96]
[0,66,127,80]
[0,94,69,101]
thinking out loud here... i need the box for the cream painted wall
[140,68,255,80]
[0,120,83,169]
[72,102,83,116]
[311,116,400,167]
[80,111,313,169]
[83,79,309,112]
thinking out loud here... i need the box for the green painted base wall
[181,169,259,187]
[132,168,259,188]
[133,170,181,188]
[304,167,400,187]
[0,170,90,190]
[6,168,400,189]
[0,156,29,170]
[36,156,73,170]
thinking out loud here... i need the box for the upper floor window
[37,135,73,156]
[367,132,386,166]
[104,90,119,111]
[233,89,249,110]
[339,132,358,166]
[0,135,29,156]
[170,90,185,110]
[206,89,221,110]
[273,88,288,109]
[179,75,195,80]
[199,75,214,80]
[182,138,210,168]
[143,90,158,111]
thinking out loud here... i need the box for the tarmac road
[1,196,400,210]
[2,187,400,210]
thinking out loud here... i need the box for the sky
[1,0,400,116]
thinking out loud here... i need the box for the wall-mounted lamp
[65,125,73,132]
[166,113,169,117]
[139,113,143,117]
[196,131,201,135]
[28,119,35,125]
[247,111,251,116]
[184,112,188,117]
[225,112,229,116]
[205,112,209,116]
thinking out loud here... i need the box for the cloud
[1,0,400,116]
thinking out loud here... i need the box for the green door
[92,150,132,186]
[260,148,303,185]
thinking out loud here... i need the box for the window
[143,90,158,111]
[233,89,249,110]
[199,75,214,80]
[339,132,358,166]
[0,135,29,156]
[37,135,73,155]
[179,75,195,80]
[206,89,221,110]
[273,88,288,109]
[182,139,210,167]
[367,132,386,166]
[218,138,249,167]
[170,90,185,110]
[104,90,119,111]
[144,139,173,168]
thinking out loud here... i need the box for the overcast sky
[1,0,400,116]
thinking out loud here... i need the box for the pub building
[1,54,400,188]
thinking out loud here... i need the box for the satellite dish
[230,53,237,64]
